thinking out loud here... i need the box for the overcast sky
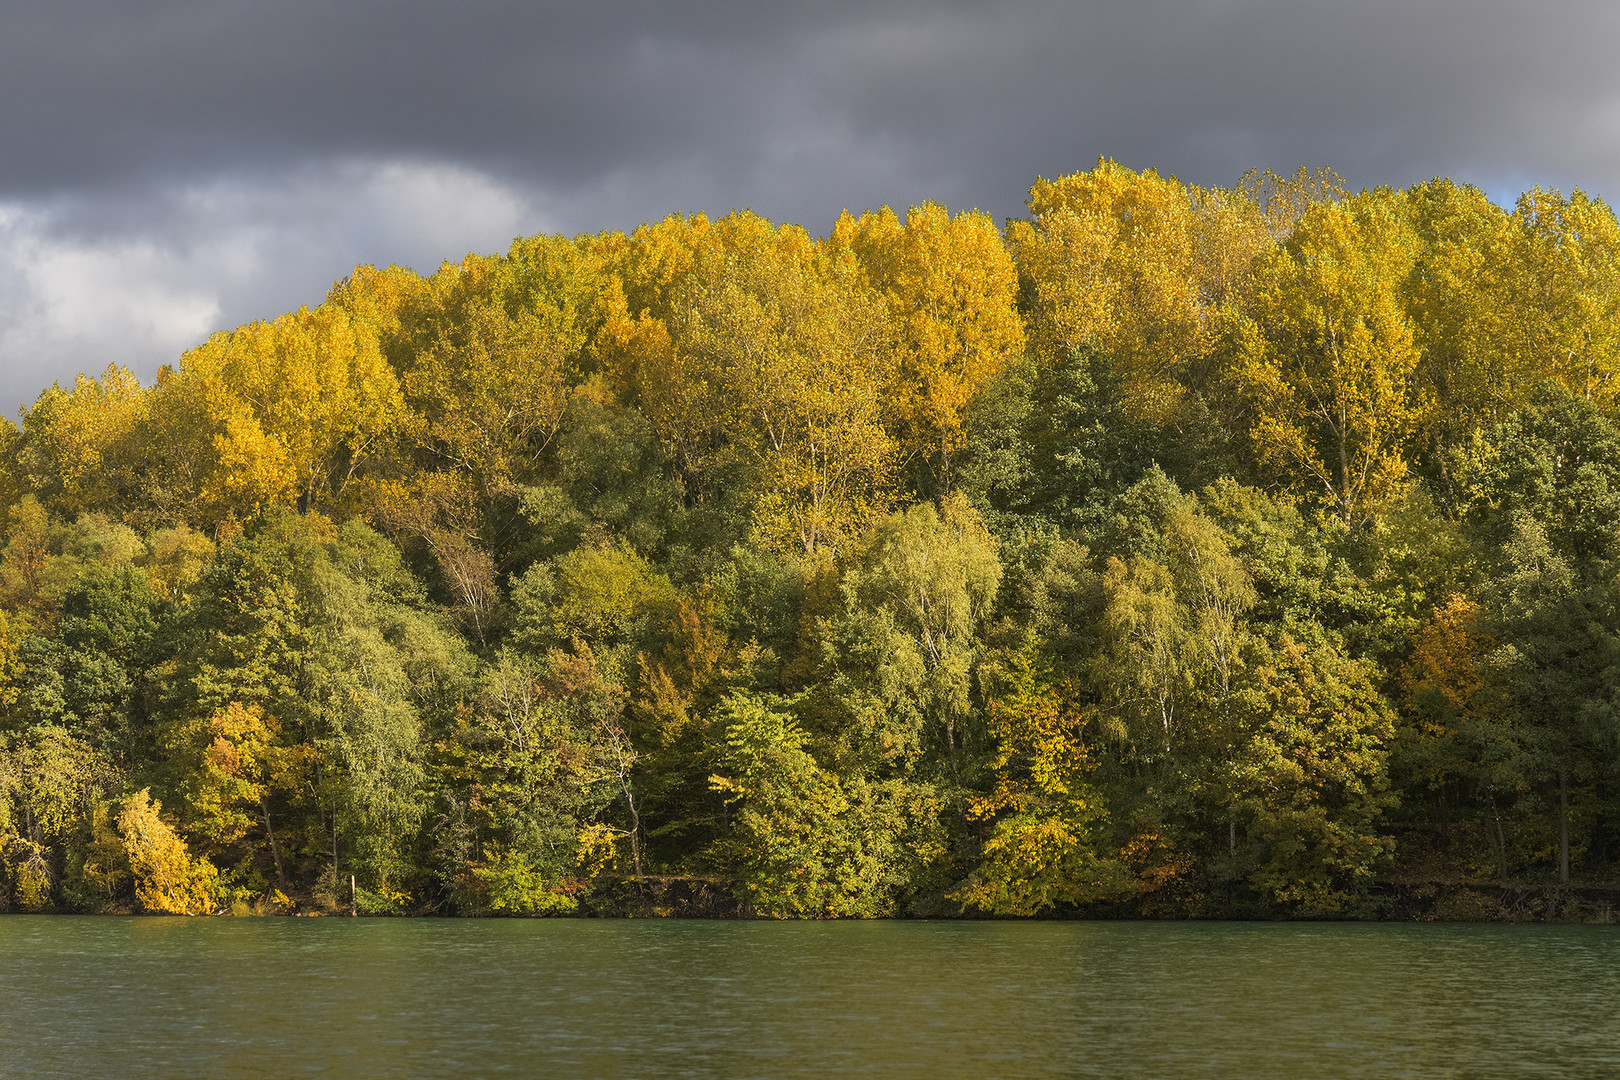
[3,0,1618,416]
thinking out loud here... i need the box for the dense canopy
[4,162,1619,918]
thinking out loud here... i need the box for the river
[1,917,1616,1078]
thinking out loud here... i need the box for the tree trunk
[1595,780,1608,870]
[1438,786,1449,851]
[625,792,643,878]
[602,719,644,879]
[1491,797,1508,880]
[1560,769,1570,886]
[260,795,288,891]
[331,799,340,886]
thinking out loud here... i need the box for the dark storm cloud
[3,0,1619,412]
[4,0,855,197]
[8,0,1619,221]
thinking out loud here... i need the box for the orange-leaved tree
[829,202,1023,491]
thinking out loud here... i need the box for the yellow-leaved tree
[392,240,592,495]
[171,303,407,523]
[118,789,218,915]
[1503,187,1620,406]
[1404,179,1524,463]
[1236,189,1424,525]
[829,202,1024,490]
[956,649,1126,916]
[183,701,305,888]
[359,241,596,643]
[597,211,898,556]
[1009,159,1204,420]
[17,365,147,519]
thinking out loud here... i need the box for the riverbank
[12,875,1620,921]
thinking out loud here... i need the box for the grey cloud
[9,1,1620,214]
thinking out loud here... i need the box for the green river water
[0,917,1615,1078]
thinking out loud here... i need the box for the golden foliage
[1237,191,1423,524]
[177,303,406,521]
[18,365,147,518]
[597,211,899,554]
[957,658,1126,916]
[118,789,218,915]
[830,202,1024,487]
[1403,595,1494,736]
[1011,160,1205,420]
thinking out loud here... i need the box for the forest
[3,161,1619,919]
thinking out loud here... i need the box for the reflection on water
[2,917,1617,1078]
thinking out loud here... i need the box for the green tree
[437,650,616,914]
[956,652,1126,915]
[709,690,943,917]
[1228,627,1397,912]
[815,493,1001,777]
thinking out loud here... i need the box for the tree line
[3,160,1619,917]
